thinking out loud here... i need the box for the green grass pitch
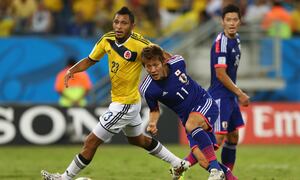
[0,145,299,180]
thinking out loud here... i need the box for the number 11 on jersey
[176,87,189,100]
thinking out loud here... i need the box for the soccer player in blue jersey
[208,4,250,171]
[140,44,229,180]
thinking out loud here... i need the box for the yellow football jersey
[89,31,151,104]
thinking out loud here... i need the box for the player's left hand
[238,92,250,106]
[147,122,158,136]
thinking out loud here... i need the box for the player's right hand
[147,122,158,136]
[64,70,73,88]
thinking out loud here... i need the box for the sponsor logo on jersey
[162,91,168,96]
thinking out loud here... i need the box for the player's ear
[131,23,136,29]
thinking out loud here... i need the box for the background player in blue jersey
[140,44,230,180]
[208,4,250,171]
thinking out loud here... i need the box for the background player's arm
[64,57,96,88]
[215,67,250,106]
[147,109,160,136]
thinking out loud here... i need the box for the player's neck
[224,31,236,39]
[116,33,131,44]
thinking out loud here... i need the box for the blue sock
[191,127,221,171]
[222,141,237,171]
[218,163,228,173]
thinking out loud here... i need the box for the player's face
[144,58,166,80]
[222,12,240,38]
[113,14,134,40]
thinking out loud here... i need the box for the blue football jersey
[140,55,208,119]
[208,32,241,98]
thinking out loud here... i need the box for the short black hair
[222,4,241,19]
[115,6,135,23]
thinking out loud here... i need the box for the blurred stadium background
[0,0,300,179]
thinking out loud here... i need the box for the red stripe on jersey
[214,64,227,68]
[215,131,228,135]
[215,40,221,53]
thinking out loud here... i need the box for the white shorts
[92,101,143,141]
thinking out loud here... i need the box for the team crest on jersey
[124,50,132,60]
[222,121,228,129]
[179,73,188,83]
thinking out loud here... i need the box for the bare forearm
[69,57,95,74]
[218,75,242,96]
[149,110,160,124]
[147,110,160,135]
[217,70,250,106]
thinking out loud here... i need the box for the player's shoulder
[139,74,153,97]
[214,32,228,43]
[102,31,115,39]
[130,32,151,45]
[167,55,185,65]
[95,31,115,45]
[214,32,228,53]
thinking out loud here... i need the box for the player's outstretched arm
[147,110,161,136]
[64,57,96,88]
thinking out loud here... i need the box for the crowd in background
[0,0,300,38]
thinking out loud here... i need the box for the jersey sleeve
[213,34,228,68]
[88,34,109,61]
[139,75,159,111]
[167,55,186,68]
[144,92,159,111]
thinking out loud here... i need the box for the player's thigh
[186,98,219,132]
[93,102,140,142]
[227,101,244,134]
[213,97,234,134]
[122,104,143,137]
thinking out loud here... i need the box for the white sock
[148,142,182,167]
[61,155,87,180]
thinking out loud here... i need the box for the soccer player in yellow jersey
[41,7,189,180]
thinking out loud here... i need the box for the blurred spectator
[72,0,97,23]
[10,0,37,34]
[129,0,161,38]
[244,0,270,24]
[94,0,123,36]
[30,1,53,34]
[66,11,93,37]
[162,0,206,36]
[55,58,92,107]
[239,0,249,18]
[159,0,183,29]
[261,0,292,39]
[42,0,64,34]
[0,1,15,37]
[291,2,300,36]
